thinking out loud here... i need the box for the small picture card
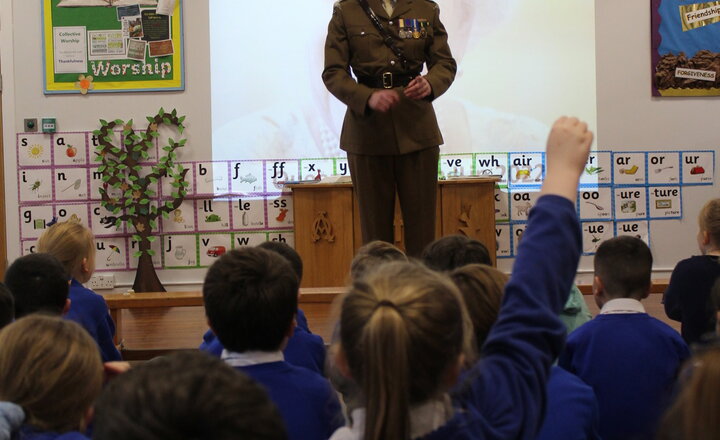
[54,204,90,228]
[117,4,141,21]
[508,153,543,186]
[647,152,680,185]
[681,151,714,185]
[199,234,233,267]
[233,232,269,248]
[95,237,128,270]
[495,224,512,258]
[300,159,334,181]
[196,199,231,231]
[129,237,162,269]
[615,220,650,245]
[53,133,88,166]
[90,202,125,236]
[333,158,351,177]
[22,240,37,256]
[148,39,174,57]
[19,169,53,202]
[267,232,295,248]
[495,187,510,222]
[578,187,613,220]
[508,189,541,222]
[475,153,509,185]
[141,9,171,41]
[18,134,52,167]
[613,187,648,220]
[20,205,54,239]
[123,17,144,39]
[612,152,646,185]
[232,197,266,230]
[195,162,229,195]
[126,38,147,61]
[156,0,176,16]
[266,160,300,193]
[161,200,196,233]
[87,30,127,60]
[511,223,527,256]
[581,221,614,255]
[266,196,294,228]
[580,151,612,186]
[648,186,682,219]
[54,168,89,201]
[229,161,264,194]
[162,234,198,268]
[439,154,473,179]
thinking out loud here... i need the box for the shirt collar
[221,350,284,367]
[345,395,453,439]
[600,298,646,315]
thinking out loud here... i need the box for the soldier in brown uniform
[322,0,456,257]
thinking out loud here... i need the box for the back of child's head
[0,315,102,433]
[203,247,298,352]
[93,351,287,440]
[37,220,95,283]
[4,253,69,318]
[257,240,303,283]
[340,261,470,440]
[449,264,508,350]
[699,198,720,246]
[349,240,407,281]
[594,236,652,299]
[421,235,492,272]
[0,283,14,329]
[658,345,720,440]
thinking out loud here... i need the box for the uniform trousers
[347,146,439,257]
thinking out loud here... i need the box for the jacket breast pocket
[348,26,380,63]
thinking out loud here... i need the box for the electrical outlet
[88,274,115,290]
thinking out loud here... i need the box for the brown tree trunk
[132,252,165,292]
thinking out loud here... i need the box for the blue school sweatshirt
[333,195,581,440]
[65,279,121,362]
[234,360,343,440]
[17,426,89,440]
[559,313,690,440]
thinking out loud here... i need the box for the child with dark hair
[349,240,407,281]
[421,235,492,271]
[203,247,342,440]
[93,351,287,440]
[0,315,102,440]
[4,253,69,318]
[0,283,14,330]
[560,236,690,440]
[200,241,326,374]
[664,198,720,345]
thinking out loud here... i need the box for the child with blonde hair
[664,198,720,345]
[37,221,121,361]
[331,117,592,439]
[0,315,102,440]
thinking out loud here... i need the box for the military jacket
[322,0,457,155]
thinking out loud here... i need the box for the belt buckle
[382,72,393,89]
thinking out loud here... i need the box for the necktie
[383,0,396,16]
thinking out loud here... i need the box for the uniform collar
[221,350,284,367]
[345,395,453,439]
[599,298,646,315]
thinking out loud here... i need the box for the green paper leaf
[101,175,111,182]
[114,119,124,125]
[139,198,150,205]
[161,211,169,219]
[149,219,157,229]
[163,117,171,125]
[178,115,186,123]
[113,207,121,215]
[147,236,157,242]
[179,139,187,146]
[147,249,156,257]
[132,234,143,242]
[146,116,155,123]
[171,109,177,117]
[100,119,108,126]
[159,107,165,116]
[128,206,136,215]
[149,176,158,184]
[92,130,102,136]
[178,125,184,134]
[115,218,122,227]
[133,251,143,258]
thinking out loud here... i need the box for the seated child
[4,253,69,318]
[421,235,492,271]
[664,198,720,345]
[37,221,121,362]
[450,264,600,440]
[94,351,287,440]
[200,241,326,374]
[0,315,102,440]
[349,240,408,281]
[330,116,592,439]
[203,247,342,440]
[0,283,14,330]
[560,236,690,440]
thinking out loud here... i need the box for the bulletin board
[42,0,184,94]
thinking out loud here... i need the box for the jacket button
[390,60,396,65]
[389,20,393,25]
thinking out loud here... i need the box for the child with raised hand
[664,198,720,345]
[0,315,102,440]
[37,221,121,362]
[331,117,592,440]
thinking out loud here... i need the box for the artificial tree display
[94,108,188,292]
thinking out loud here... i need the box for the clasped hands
[367,76,431,112]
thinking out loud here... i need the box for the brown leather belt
[357,72,419,89]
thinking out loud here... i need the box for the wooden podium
[287,177,499,287]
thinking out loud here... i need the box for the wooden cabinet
[288,177,499,287]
